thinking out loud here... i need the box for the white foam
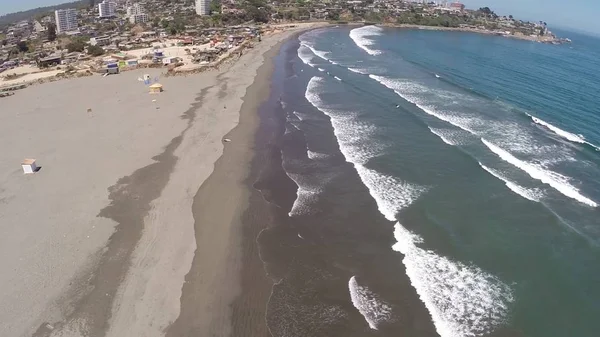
[305,77,385,165]
[307,150,329,160]
[348,276,393,330]
[482,138,597,207]
[318,68,325,72]
[305,77,425,221]
[369,75,480,134]
[348,67,368,74]
[306,76,516,337]
[479,163,543,202]
[286,171,322,217]
[284,122,300,135]
[355,164,426,221]
[288,188,319,217]
[428,127,466,146]
[334,76,342,81]
[393,224,514,337]
[292,111,308,121]
[530,115,585,144]
[297,45,315,67]
[300,42,331,61]
[349,25,383,56]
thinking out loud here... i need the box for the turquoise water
[282,26,600,337]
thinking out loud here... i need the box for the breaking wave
[428,127,467,146]
[529,115,600,150]
[349,25,383,56]
[393,224,514,337]
[479,163,543,202]
[348,276,394,330]
[481,138,597,207]
[297,45,315,67]
[300,42,331,61]
[306,76,515,337]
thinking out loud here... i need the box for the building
[127,3,148,23]
[127,3,145,16]
[98,1,117,18]
[196,0,211,16]
[449,1,465,11]
[54,9,78,33]
[90,35,111,46]
[34,21,46,33]
[129,13,149,24]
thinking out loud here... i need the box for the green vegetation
[210,0,222,14]
[66,40,86,52]
[47,23,57,42]
[394,12,471,28]
[244,0,271,23]
[87,44,104,56]
[16,40,29,52]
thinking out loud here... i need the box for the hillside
[0,1,87,28]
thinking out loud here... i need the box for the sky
[0,0,598,34]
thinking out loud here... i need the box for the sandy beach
[0,22,326,337]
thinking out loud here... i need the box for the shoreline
[162,24,325,337]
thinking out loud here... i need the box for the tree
[152,17,161,28]
[87,44,104,56]
[89,0,95,8]
[508,15,513,20]
[16,41,29,53]
[66,40,86,52]
[479,7,492,15]
[210,0,222,14]
[327,11,340,21]
[47,23,57,41]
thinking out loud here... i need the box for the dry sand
[0,22,326,337]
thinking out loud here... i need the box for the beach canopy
[149,83,163,94]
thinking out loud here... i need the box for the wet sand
[0,23,326,337]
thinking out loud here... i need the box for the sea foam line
[297,45,315,67]
[479,163,542,202]
[349,25,383,56]
[305,77,423,220]
[369,75,479,134]
[481,138,597,207]
[348,276,393,330]
[530,115,585,144]
[393,224,514,337]
[428,127,467,146]
[529,115,600,150]
[300,41,331,61]
[306,76,514,337]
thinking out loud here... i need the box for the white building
[127,3,148,24]
[196,0,211,16]
[98,1,117,18]
[90,35,111,46]
[34,21,46,33]
[54,8,78,33]
[126,3,145,16]
[129,13,149,24]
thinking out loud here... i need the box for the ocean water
[257,25,600,337]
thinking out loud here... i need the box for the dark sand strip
[164,33,289,337]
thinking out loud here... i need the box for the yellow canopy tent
[149,83,163,94]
